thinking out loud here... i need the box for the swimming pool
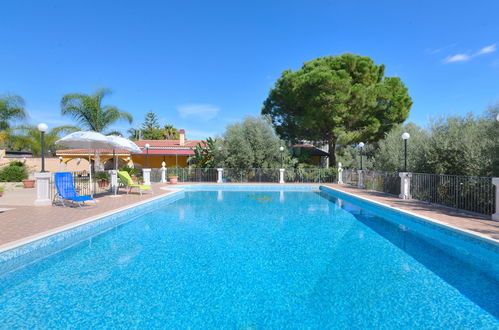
[0,185,498,328]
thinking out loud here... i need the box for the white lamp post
[279,146,284,168]
[401,132,410,172]
[358,142,365,170]
[357,142,365,188]
[37,123,48,172]
[145,143,150,168]
[34,123,50,206]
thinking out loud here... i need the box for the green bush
[0,162,28,182]
[9,161,25,167]
[94,171,110,182]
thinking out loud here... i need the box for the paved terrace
[0,184,174,250]
[0,183,498,252]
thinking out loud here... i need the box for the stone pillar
[337,162,344,184]
[161,166,166,183]
[110,170,118,192]
[399,172,412,199]
[34,172,52,206]
[279,168,285,184]
[492,178,499,221]
[217,168,224,183]
[357,170,365,188]
[143,168,151,185]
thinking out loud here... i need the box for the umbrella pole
[114,149,117,195]
[88,151,93,198]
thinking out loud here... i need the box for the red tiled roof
[57,140,206,155]
[135,149,194,155]
[56,149,130,155]
[135,139,204,148]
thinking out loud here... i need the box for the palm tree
[163,124,179,140]
[10,125,79,156]
[60,88,133,133]
[0,94,27,130]
[188,137,220,168]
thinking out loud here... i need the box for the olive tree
[219,116,289,168]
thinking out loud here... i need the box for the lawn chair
[118,171,153,195]
[53,172,96,208]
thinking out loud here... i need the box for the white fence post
[110,170,118,192]
[143,168,151,185]
[34,172,52,206]
[279,168,285,184]
[217,168,224,183]
[337,162,344,184]
[492,178,499,221]
[357,170,365,188]
[399,172,412,199]
[161,166,166,183]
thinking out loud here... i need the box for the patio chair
[118,171,153,195]
[53,172,96,208]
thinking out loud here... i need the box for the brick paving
[0,182,498,252]
[0,184,174,250]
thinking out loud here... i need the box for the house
[290,144,329,167]
[56,129,204,169]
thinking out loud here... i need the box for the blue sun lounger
[53,172,96,208]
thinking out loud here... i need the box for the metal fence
[220,168,336,183]
[363,170,401,195]
[223,168,279,183]
[150,168,218,183]
[344,169,359,186]
[285,168,336,183]
[122,168,336,184]
[343,170,400,195]
[411,173,495,215]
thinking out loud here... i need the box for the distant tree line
[128,112,179,140]
[337,105,499,177]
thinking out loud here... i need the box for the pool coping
[321,185,499,247]
[0,188,182,255]
[0,183,497,257]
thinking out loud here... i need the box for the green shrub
[9,161,25,167]
[94,171,110,182]
[0,162,28,182]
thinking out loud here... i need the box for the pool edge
[319,185,499,247]
[1,183,497,261]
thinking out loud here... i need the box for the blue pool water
[0,186,498,328]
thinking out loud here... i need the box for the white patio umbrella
[56,131,119,197]
[106,135,141,155]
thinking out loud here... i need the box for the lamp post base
[34,172,52,206]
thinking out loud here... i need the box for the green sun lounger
[118,171,153,195]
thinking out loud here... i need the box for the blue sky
[1,0,498,139]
